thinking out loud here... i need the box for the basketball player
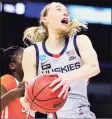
[21,2,100,118]
[0,46,35,118]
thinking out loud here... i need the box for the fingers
[19,81,28,85]
[50,72,59,75]
[58,84,68,98]
[18,81,28,87]
[63,87,69,99]
[21,81,27,83]
[17,83,25,89]
[20,97,30,109]
[50,72,60,78]
[51,80,65,92]
[23,97,28,103]
[49,78,61,87]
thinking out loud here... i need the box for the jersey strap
[73,35,80,57]
[34,44,39,74]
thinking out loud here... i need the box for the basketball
[25,74,67,113]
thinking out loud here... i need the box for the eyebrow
[55,5,69,13]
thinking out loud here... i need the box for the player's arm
[20,46,37,109]
[67,34,100,80]
[22,46,37,83]
[49,35,100,98]
[0,82,25,112]
[0,84,10,112]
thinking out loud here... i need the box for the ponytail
[23,26,48,46]
[69,19,88,36]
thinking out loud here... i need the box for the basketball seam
[32,82,58,101]
[26,92,37,110]
[32,75,58,98]
[28,75,65,112]
[28,89,64,111]
[32,75,43,97]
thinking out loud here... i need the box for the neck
[12,72,22,82]
[46,29,66,47]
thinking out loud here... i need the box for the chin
[56,25,69,35]
[60,27,69,34]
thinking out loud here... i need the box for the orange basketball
[25,74,67,113]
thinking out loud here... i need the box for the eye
[57,8,61,12]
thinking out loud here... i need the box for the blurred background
[0,0,112,118]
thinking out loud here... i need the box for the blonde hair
[23,2,88,45]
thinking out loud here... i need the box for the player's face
[42,3,70,34]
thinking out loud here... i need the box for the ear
[40,16,48,24]
[9,63,16,72]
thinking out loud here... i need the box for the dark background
[1,0,112,118]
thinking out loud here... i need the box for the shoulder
[23,45,36,59]
[77,34,90,42]
[24,45,36,54]
[76,34,92,48]
[0,74,16,91]
[22,45,36,65]
[1,74,14,82]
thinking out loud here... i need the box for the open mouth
[61,18,68,25]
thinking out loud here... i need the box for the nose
[63,12,68,17]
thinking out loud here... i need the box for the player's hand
[20,96,37,112]
[12,81,27,99]
[17,82,32,110]
[20,81,37,112]
[20,97,43,113]
[49,73,72,99]
[20,97,30,109]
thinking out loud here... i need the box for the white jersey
[34,35,91,118]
